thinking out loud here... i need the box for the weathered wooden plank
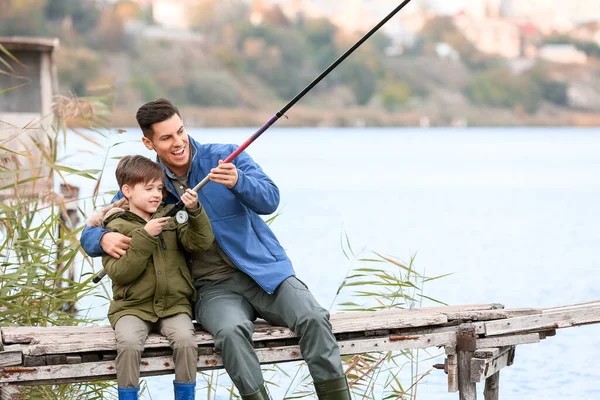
[447,353,458,393]
[331,312,449,332]
[473,347,511,359]
[0,346,22,368]
[483,372,500,400]
[0,386,19,400]
[476,333,539,349]
[1,333,456,386]
[389,331,457,349]
[22,356,45,367]
[542,300,600,313]
[441,309,539,322]
[470,347,514,382]
[1,326,114,343]
[11,312,448,356]
[483,306,600,336]
[332,304,504,322]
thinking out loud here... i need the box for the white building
[0,37,59,200]
[538,44,588,64]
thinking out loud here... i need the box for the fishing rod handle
[164,175,212,217]
[92,269,106,283]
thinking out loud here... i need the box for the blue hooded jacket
[81,137,295,294]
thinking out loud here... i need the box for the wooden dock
[1,301,600,399]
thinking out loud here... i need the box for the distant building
[538,44,588,64]
[572,22,600,46]
[153,0,190,30]
[0,37,59,200]
[454,13,522,59]
[435,42,460,61]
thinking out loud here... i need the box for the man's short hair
[136,98,181,139]
[115,155,164,189]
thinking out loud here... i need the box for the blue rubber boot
[173,381,196,400]
[118,387,139,400]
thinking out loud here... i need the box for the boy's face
[123,179,164,218]
[142,113,191,176]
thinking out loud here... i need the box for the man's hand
[209,160,238,189]
[181,188,199,210]
[144,217,171,237]
[100,232,132,259]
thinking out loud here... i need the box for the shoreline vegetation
[111,105,600,129]
[3,2,600,130]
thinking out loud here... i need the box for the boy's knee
[171,329,197,348]
[116,337,145,352]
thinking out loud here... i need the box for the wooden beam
[441,309,539,322]
[476,333,539,349]
[457,324,477,400]
[3,311,450,356]
[483,306,600,336]
[0,332,456,386]
[447,353,459,392]
[0,346,22,368]
[483,372,500,400]
[470,347,515,383]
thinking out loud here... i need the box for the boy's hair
[136,98,181,139]
[115,155,164,189]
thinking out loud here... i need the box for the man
[81,98,352,400]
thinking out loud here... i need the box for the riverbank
[110,105,600,128]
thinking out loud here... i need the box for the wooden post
[0,386,19,400]
[483,372,499,400]
[457,323,477,400]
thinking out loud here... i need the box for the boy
[87,155,214,400]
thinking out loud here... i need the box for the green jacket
[101,205,214,328]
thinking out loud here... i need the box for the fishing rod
[163,0,414,218]
[92,0,414,284]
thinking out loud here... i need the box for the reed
[1,76,448,398]
[0,89,117,399]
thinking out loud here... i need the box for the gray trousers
[114,313,198,388]
[195,272,345,396]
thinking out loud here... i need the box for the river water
[62,127,600,399]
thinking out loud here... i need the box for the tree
[381,81,412,110]
[464,68,542,113]
[44,0,99,34]
[186,71,241,107]
[339,61,377,105]
[0,0,48,36]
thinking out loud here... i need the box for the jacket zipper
[158,233,167,250]
[163,165,276,294]
[250,219,279,261]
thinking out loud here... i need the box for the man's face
[142,114,191,176]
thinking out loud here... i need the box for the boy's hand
[181,188,199,210]
[144,217,170,237]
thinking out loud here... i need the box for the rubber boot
[314,376,352,400]
[241,384,272,400]
[173,381,196,400]
[118,387,139,400]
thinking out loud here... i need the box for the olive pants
[195,272,345,396]
[114,313,197,388]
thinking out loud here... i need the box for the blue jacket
[81,137,295,294]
